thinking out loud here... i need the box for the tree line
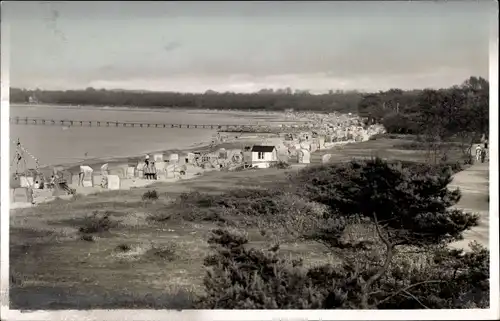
[359,76,489,139]
[10,87,362,113]
[11,76,488,137]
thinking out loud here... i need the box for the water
[9,104,286,169]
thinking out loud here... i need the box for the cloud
[7,1,492,91]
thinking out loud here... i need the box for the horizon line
[10,76,488,96]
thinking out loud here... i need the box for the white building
[251,145,278,168]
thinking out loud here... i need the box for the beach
[9,104,324,208]
[10,104,297,169]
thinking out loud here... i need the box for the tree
[199,158,485,309]
[196,229,325,309]
[298,159,481,308]
[461,76,489,137]
[358,94,385,124]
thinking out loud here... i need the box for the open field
[10,136,488,309]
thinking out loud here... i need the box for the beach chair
[475,146,482,161]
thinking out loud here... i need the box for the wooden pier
[9,117,260,131]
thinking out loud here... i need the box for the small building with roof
[250,145,278,169]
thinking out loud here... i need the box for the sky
[4,1,496,93]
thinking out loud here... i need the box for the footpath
[448,162,490,250]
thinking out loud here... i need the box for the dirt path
[448,162,489,250]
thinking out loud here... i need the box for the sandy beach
[9,104,331,209]
[10,104,299,169]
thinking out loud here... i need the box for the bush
[79,211,117,234]
[164,189,328,237]
[395,160,463,175]
[81,234,96,242]
[375,242,489,309]
[116,243,132,252]
[146,242,178,261]
[196,229,325,309]
[270,160,291,169]
[292,158,478,245]
[142,189,159,201]
[283,157,481,308]
[198,229,490,309]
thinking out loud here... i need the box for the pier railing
[9,117,262,131]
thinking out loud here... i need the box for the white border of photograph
[1,7,498,321]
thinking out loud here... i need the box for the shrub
[142,189,159,201]
[395,160,463,175]
[79,211,117,234]
[81,234,96,242]
[287,157,480,308]
[146,242,178,262]
[271,160,291,169]
[165,189,327,237]
[198,229,490,309]
[196,229,325,309]
[374,242,489,309]
[292,158,478,245]
[116,243,132,252]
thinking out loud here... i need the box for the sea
[8,104,288,170]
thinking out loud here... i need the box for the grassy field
[9,136,472,309]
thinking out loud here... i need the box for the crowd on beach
[11,111,387,207]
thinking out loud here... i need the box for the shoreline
[44,130,276,173]
[10,105,317,171]
[10,103,314,117]
[62,140,216,173]
[10,106,379,207]
[10,138,356,210]
[60,132,286,174]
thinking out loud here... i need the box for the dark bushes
[270,160,291,169]
[292,158,478,245]
[196,229,325,309]
[158,189,327,236]
[79,211,117,234]
[199,158,486,309]
[199,229,489,309]
[142,189,159,201]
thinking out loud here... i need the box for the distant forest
[10,76,489,136]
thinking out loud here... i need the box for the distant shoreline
[10,103,309,116]
[10,103,326,174]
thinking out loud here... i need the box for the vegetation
[10,137,488,310]
[9,77,489,309]
[11,77,488,138]
[195,158,487,309]
[358,77,488,136]
[270,160,292,170]
[142,189,159,201]
[11,86,363,113]
[78,211,117,234]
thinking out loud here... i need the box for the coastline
[44,129,276,173]
[10,103,303,119]
[11,104,303,172]
[10,132,291,209]
[10,104,375,209]
[60,132,285,174]
[59,137,218,173]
